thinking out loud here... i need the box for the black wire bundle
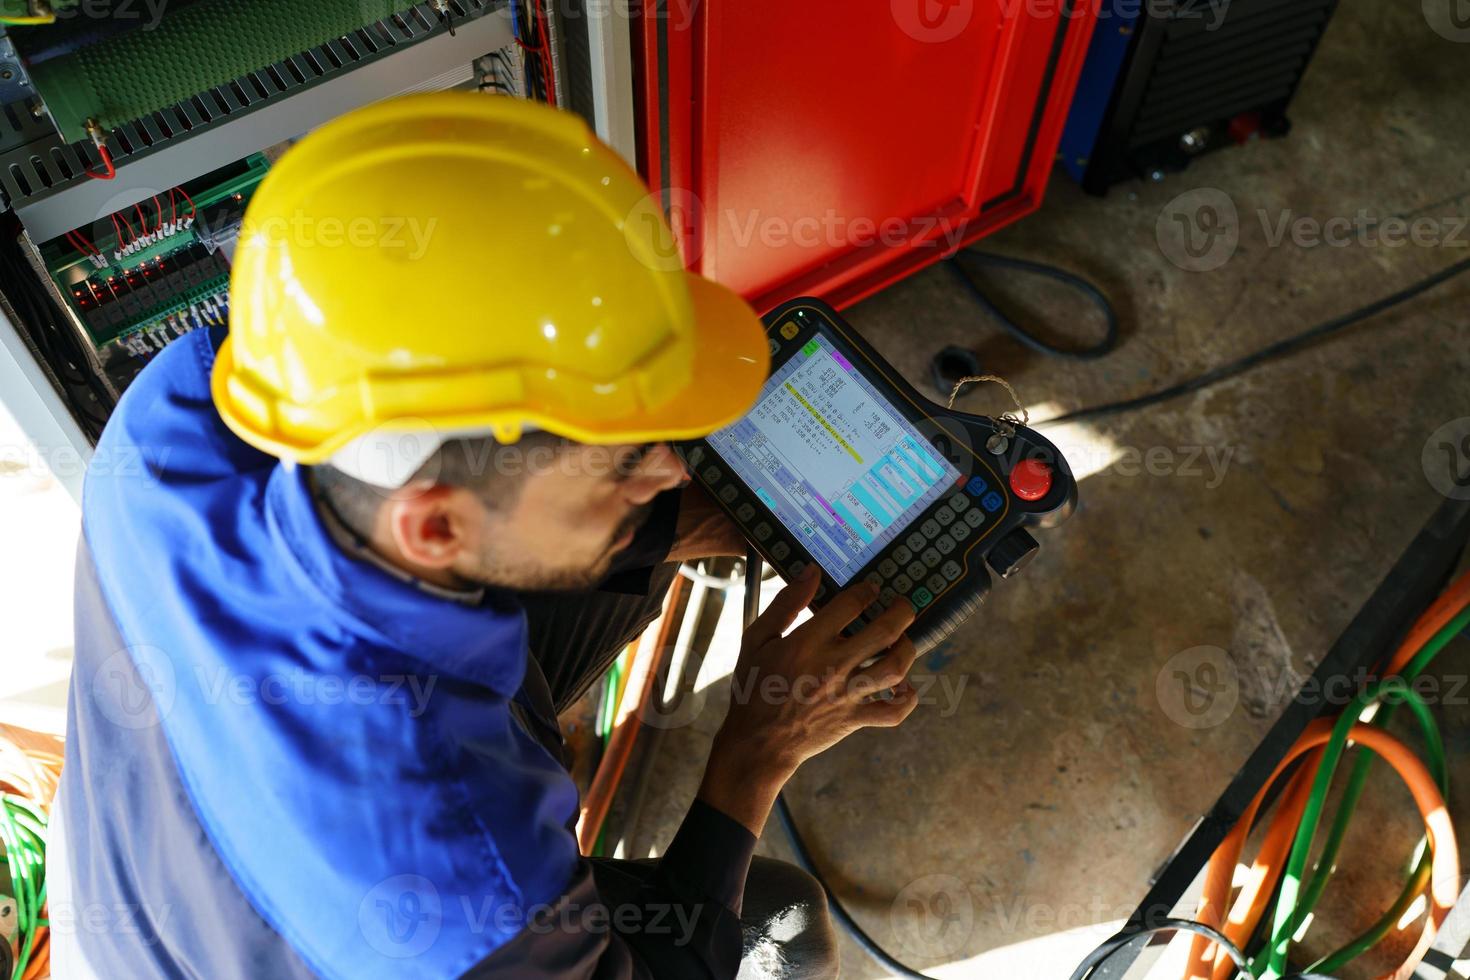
[0,220,113,438]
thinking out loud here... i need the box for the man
[52,93,921,978]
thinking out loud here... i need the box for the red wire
[176,186,196,217]
[84,142,116,180]
[65,231,96,257]
[151,195,163,232]
[115,210,136,244]
[168,189,177,225]
[534,0,556,104]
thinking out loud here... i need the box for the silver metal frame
[584,0,637,167]
[0,302,92,502]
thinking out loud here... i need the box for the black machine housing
[677,297,1077,654]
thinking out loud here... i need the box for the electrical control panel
[31,154,268,394]
[0,0,628,479]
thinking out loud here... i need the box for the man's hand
[667,483,747,563]
[697,565,921,835]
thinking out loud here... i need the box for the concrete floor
[585,1,1470,976]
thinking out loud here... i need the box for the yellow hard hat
[212,92,768,484]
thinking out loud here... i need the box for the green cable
[1,794,48,980]
[1312,848,1431,973]
[1257,604,1470,978]
[1289,674,1450,965]
[1254,684,1447,974]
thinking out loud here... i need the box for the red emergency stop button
[1009,459,1052,501]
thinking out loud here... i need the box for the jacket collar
[264,461,528,695]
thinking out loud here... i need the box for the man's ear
[384,484,472,569]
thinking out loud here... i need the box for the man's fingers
[743,565,820,649]
[859,681,920,728]
[848,636,919,697]
[838,600,916,670]
[799,582,880,638]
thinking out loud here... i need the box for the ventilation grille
[1,0,493,209]
[1128,0,1334,148]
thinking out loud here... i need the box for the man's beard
[475,502,655,593]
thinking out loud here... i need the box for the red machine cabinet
[635,0,1100,313]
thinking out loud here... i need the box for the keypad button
[719,485,739,504]
[941,560,963,582]
[864,571,884,588]
[879,587,898,608]
[754,522,772,541]
[948,493,970,513]
[686,447,705,468]
[981,490,1004,513]
[771,541,790,561]
[892,545,913,565]
[965,476,988,496]
[906,531,927,553]
[949,520,971,542]
[736,503,756,522]
[921,547,942,569]
[964,508,985,527]
[892,574,913,594]
[927,573,948,594]
[935,535,955,555]
[934,505,955,526]
[912,587,934,608]
[788,560,807,580]
[906,561,927,581]
[921,519,942,539]
[878,559,899,578]
[780,320,800,340]
[768,338,781,355]
[703,465,722,484]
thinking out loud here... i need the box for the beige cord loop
[946,374,1030,429]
